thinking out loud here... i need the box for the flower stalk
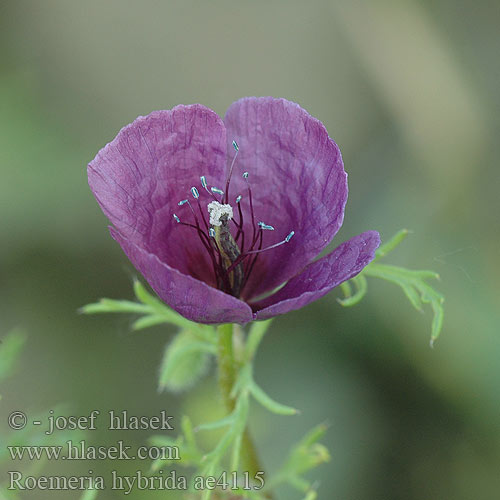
[216,323,264,486]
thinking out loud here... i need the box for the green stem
[216,323,264,479]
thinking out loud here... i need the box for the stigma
[207,201,234,227]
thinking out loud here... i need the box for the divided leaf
[338,229,445,344]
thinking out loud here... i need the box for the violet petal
[253,231,380,320]
[110,227,254,325]
[88,105,227,285]
[224,97,348,300]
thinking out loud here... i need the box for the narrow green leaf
[430,300,444,347]
[131,314,170,331]
[363,262,444,343]
[133,278,162,306]
[202,424,235,464]
[374,228,409,260]
[233,391,249,432]
[202,393,248,466]
[249,381,299,415]
[266,423,330,494]
[133,279,212,335]
[415,270,440,280]
[79,298,149,315]
[400,283,423,311]
[82,281,217,341]
[339,280,352,299]
[299,422,329,447]
[337,275,368,307]
[244,319,273,361]
[181,415,198,451]
[230,430,243,472]
[195,413,235,432]
[230,363,252,399]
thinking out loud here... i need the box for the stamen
[244,232,294,255]
[178,197,205,233]
[240,230,262,285]
[176,214,222,287]
[195,198,209,231]
[211,187,224,196]
[234,197,245,249]
[173,160,293,298]
[224,140,240,203]
[258,222,274,231]
[199,175,218,200]
[243,172,257,247]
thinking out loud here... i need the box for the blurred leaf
[337,274,367,307]
[149,418,204,472]
[201,392,249,472]
[80,489,99,500]
[79,298,149,315]
[195,413,235,432]
[364,263,444,346]
[158,331,215,393]
[374,228,410,260]
[244,319,273,362]
[248,380,299,416]
[133,279,200,331]
[131,314,171,330]
[265,423,330,495]
[0,484,19,499]
[339,229,445,344]
[81,280,217,342]
[0,329,26,382]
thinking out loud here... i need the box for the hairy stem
[216,323,264,479]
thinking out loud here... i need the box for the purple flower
[88,97,380,324]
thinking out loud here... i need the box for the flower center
[172,141,294,298]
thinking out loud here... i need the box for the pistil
[173,143,294,298]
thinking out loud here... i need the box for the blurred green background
[1,0,499,499]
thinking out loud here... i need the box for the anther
[236,195,242,203]
[211,187,224,196]
[200,176,208,189]
[191,187,200,199]
[209,228,216,238]
[178,199,188,206]
[243,172,249,179]
[173,214,180,223]
[232,140,239,152]
[285,231,295,242]
[258,222,275,231]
